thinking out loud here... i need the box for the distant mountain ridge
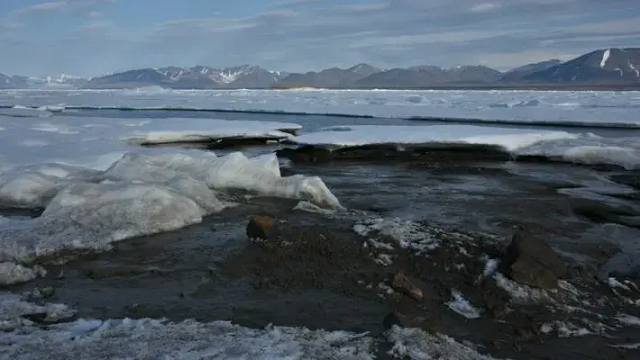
[1,48,639,90]
[522,48,640,83]
[86,65,285,89]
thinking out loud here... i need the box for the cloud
[469,3,500,12]
[15,1,69,14]
[0,0,639,76]
[12,0,119,16]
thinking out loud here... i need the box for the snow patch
[0,310,374,359]
[616,314,640,326]
[353,218,441,254]
[446,290,482,319]
[540,321,591,338]
[293,125,578,152]
[600,49,611,68]
[386,326,501,359]
[0,263,45,286]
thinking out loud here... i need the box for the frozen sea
[1,88,640,359]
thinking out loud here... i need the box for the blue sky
[0,0,638,77]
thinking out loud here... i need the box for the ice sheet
[1,89,639,127]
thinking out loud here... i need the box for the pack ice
[0,151,341,285]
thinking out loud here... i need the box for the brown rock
[246,215,274,240]
[501,228,566,289]
[392,271,423,300]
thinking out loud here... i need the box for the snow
[0,292,508,360]
[1,89,640,128]
[628,60,640,78]
[616,314,640,326]
[446,290,482,319]
[0,292,76,330]
[293,124,578,151]
[127,127,294,145]
[601,49,611,68]
[386,326,501,359]
[0,263,44,286]
[123,119,301,145]
[1,318,375,359]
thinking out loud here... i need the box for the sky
[0,0,639,77]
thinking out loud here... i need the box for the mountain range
[1,48,639,90]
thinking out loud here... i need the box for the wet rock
[500,228,566,289]
[246,215,274,240]
[392,271,423,300]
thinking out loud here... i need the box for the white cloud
[469,3,500,12]
[16,1,69,14]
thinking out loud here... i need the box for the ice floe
[293,125,579,151]
[125,119,301,145]
[292,125,640,170]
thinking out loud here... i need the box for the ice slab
[124,119,301,145]
[293,125,578,151]
[293,125,640,170]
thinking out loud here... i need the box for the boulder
[246,215,275,240]
[392,270,423,300]
[500,228,565,289]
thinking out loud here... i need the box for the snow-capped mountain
[86,65,286,89]
[523,48,640,83]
